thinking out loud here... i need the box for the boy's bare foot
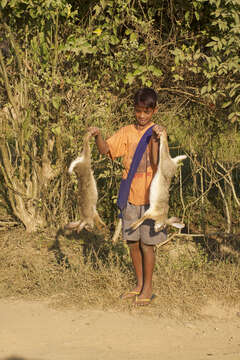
[120,287,142,300]
[132,287,155,305]
[133,294,156,306]
[133,297,151,306]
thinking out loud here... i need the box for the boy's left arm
[150,124,166,173]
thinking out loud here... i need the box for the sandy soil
[0,299,240,360]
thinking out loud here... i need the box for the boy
[88,87,166,305]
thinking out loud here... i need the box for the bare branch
[215,181,231,233]
[216,161,240,207]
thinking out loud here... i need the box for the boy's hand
[88,126,109,155]
[152,124,167,139]
[88,127,100,137]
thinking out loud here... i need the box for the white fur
[68,156,84,174]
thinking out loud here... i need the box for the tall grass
[1,228,240,318]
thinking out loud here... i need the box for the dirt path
[0,299,240,360]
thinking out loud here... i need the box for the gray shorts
[122,202,167,245]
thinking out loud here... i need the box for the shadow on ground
[49,226,129,269]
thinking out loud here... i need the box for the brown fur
[65,132,105,233]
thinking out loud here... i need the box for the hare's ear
[167,217,185,229]
[172,155,187,166]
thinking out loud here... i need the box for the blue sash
[117,125,154,214]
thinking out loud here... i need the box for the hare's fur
[65,133,105,233]
[130,131,186,232]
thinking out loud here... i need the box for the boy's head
[134,87,158,109]
[134,88,158,129]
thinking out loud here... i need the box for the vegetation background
[0,0,239,314]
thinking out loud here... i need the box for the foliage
[59,0,166,92]
[170,0,240,123]
[0,0,239,237]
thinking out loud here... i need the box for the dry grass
[0,227,240,318]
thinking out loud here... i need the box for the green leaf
[39,103,45,115]
[140,74,147,84]
[185,11,190,22]
[1,0,8,8]
[148,65,163,77]
[73,63,79,73]
[206,41,217,47]
[52,96,61,110]
[173,74,184,81]
[228,112,240,122]
[138,45,145,51]
[145,80,152,87]
[195,11,200,21]
[52,126,61,136]
[125,72,135,85]
[110,35,119,45]
[133,65,147,76]
[235,94,240,105]
[130,32,138,42]
[100,0,106,10]
[229,88,236,97]
[80,42,95,55]
[93,4,101,16]
[221,101,232,108]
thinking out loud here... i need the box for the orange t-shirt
[106,123,154,206]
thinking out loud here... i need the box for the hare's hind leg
[65,220,81,230]
[154,222,165,232]
[130,214,149,231]
[166,217,185,229]
[94,211,106,230]
[76,221,87,233]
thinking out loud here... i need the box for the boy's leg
[132,205,166,304]
[137,241,155,301]
[127,241,143,294]
[121,241,143,299]
[121,202,143,299]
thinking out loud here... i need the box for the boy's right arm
[88,127,110,155]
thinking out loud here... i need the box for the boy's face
[135,104,157,129]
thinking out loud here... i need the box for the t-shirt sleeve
[106,127,127,160]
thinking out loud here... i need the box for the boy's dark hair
[134,87,158,108]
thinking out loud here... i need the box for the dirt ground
[1,299,240,360]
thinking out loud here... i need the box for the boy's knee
[127,240,139,249]
[140,241,155,252]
